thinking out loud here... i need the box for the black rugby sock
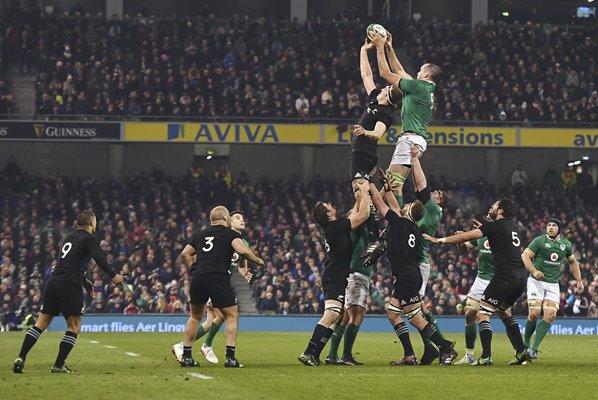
[54,331,77,368]
[19,326,43,359]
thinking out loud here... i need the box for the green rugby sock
[326,325,346,359]
[194,324,208,342]
[531,320,552,351]
[203,321,222,347]
[465,324,477,350]
[342,323,360,359]
[523,319,536,347]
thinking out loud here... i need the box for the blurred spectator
[511,164,528,187]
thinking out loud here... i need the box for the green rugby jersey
[415,197,442,264]
[527,234,573,284]
[350,225,371,276]
[398,78,435,140]
[230,237,250,274]
[469,237,495,281]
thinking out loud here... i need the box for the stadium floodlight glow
[568,162,574,167]
[589,0,595,4]
[582,156,589,160]
[502,11,510,16]
[206,149,214,160]
[573,160,582,166]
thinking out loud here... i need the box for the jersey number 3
[202,237,215,252]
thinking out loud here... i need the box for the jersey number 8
[408,234,416,248]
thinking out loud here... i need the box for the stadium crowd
[1,159,596,330]
[0,10,596,124]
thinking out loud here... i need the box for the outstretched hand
[370,32,386,47]
[385,32,393,48]
[362,38,375,51]
[471,219,483,228]
[422,233,439,244]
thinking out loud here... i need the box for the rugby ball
[366,23,388,40]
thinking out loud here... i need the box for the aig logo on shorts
[550,253,558,262]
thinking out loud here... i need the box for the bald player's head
[210,206,231,226]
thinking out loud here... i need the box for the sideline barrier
[47,315,598,335]
[0,120,120,141]
[123,122,598,148]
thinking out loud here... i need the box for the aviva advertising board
[123,122,597,148]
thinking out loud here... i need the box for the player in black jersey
[351,39,401,251]
[350,39,399,183]
[13,210,124,374]
[369,182,458,366]
[423,198,531,366]
[298,180,370,366]
[179,206,264,368]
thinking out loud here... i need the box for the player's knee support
[386,169,406,185]
[325,305,343,315]
[387,303,403,315]
[527,299,541,309]
[479,304,496,316]
[405,307,422,321]
[543,301,559,312]
[466,298,480,311]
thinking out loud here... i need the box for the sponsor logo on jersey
[544,243,551,248]
[550,253,558,262]
[560,244,566,251]
[483,240,491,250]
[231,253,239,262]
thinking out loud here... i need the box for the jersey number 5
[61,242,73,259]
[202,237,214,252]
[511,232,520,247]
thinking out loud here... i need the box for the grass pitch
[1,331,596,400]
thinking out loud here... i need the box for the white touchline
[125,352,140,357]
[104,345,117,349]
[187,372,213,380]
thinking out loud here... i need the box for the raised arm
[369,182,389,218]
[423,229,484,245]
[372,33,409,86]
[385,33,413,79]
[348,180,370,229]
[360,40,376,94]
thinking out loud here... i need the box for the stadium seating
[1,159,596,322]
[7,13,592,124]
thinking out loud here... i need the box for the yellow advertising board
[325,125,517,147]
[124,122,596,148]
[124,122,320,144]
[519,128,598,148]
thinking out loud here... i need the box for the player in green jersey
[454,224,495,365]
[171,211,252,364]
[325,222,371,366]
[522,218,584,359]
[370,32,442,197]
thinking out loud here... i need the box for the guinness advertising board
[0,121,120,141]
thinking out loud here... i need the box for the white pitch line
[187,372,213,380]
[104,345,117,349]
[125,352,139,357]
[90,340,99,344]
